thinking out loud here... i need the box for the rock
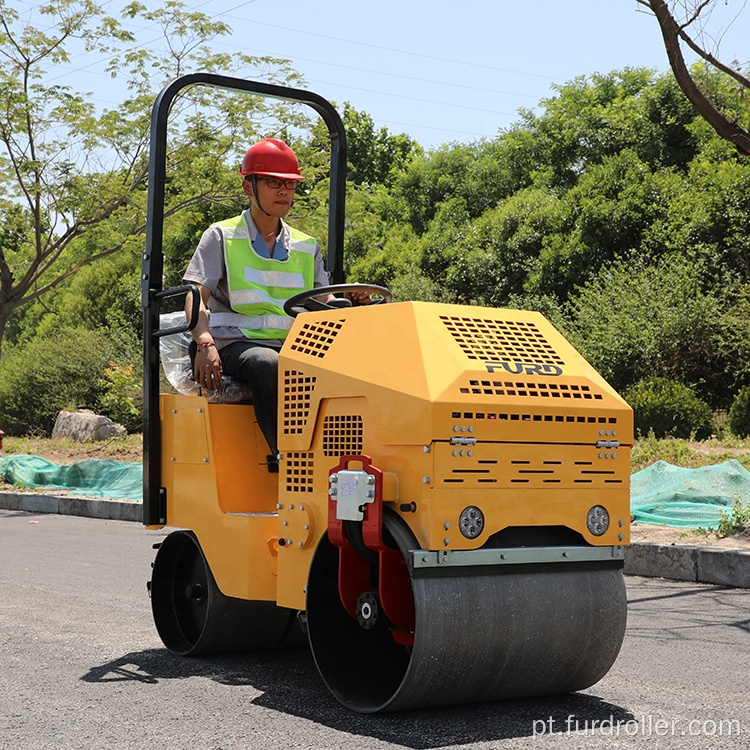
[52,409,127,443]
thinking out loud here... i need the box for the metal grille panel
[282,370,316,435]
[441,315,565,365]
[285,452,314,493]
[323,415,364,457]
[289,320,345,359]
[460,379,603,400]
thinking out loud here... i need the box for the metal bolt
[328,487,337,496]
[468,426,474,433]
[303,524,309,530]
[423,445,431,453]
[461,425,466,432]
[330,474,338,483]
[599,430,605,436]
[172,409,177,414]
[619,518,624,527]
[421,555,429,563]
[444,522,450,530]
[444,537,450,546]
[203,457,208,463]
[453,426,459,432]
[282,520,288,526]
[613,453,617,459]
[299,505,305,511]
[453,450,458,457]
[613,430,618,437]
[276,503,283,510]
[298,541,303,547]
[423,476,431,484]
[598,453,604,459]
[619,533,624,541]
[460,450,465,456]
[198,408,203,413]
[468,450,473,456]
[288,504,294,509]
[170,456,176,462]
[366,475,375,485]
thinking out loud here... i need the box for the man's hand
[344,290,371,305]
[194,342,223,391]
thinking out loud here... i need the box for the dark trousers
[220,340,281,457]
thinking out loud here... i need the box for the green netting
[630,459,750,528]
[0,454,142,501]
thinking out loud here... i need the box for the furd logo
[485,361,564,376]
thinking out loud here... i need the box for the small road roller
[142,75,632,714]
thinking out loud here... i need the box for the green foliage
[0,328,120,436]
[728,387,750,438]
[568,258,727,403]
[623,377,714,440]
[98,362,142,433]
[717,498,750,538]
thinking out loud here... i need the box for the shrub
[0,327,118,436]
[623,377,714,439]
[97,362,143,433]
[728,387,750,438]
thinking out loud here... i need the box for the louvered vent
[289,319,345,359]
[285,452,314,493]
[441,315,565,365]
[442,458,622,487]
[460,379,603,400]
[282,370,316,435]
[323,415,364,457]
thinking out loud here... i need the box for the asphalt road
[1,509,748,750]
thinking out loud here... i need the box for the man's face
[244,176,296,217]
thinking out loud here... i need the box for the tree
[638,0,750,155]
[0,0,304,352]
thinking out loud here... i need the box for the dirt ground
[630,522,750,550]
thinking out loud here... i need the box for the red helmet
[239,138,304,181]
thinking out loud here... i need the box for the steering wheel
[283,283,392,317]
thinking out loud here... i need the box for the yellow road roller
[142,75,632,714]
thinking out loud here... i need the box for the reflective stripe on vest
[217,214,316,340]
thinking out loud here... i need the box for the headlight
[587,505,610,536]
[459,506,484,539]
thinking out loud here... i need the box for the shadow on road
[82,647,633,747]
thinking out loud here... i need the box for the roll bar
[141,73,347,525]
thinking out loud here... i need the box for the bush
[728,387,750,438]
[0,327,119,436]
[623,377,714,439]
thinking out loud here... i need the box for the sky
[19,0,750,150]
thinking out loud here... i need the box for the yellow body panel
[160,394,280,601]
[159,302,633,612]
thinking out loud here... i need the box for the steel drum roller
[307,514,627,713]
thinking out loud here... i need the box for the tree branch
[644,0,750,155]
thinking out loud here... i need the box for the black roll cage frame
[141,73,347,526]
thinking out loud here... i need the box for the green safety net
[630,459,750,528]
[0,454,142,501]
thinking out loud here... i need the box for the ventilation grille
[460,379,603,400]
[451,410,616,425]
[442,458,623,488]
[323,415,364,457]
[289,319,345,359]
[285,452,314,493]
[441,315,565,365]
[282,370,316,435]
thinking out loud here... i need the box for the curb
[0,490,142,523]
[2,491,748,589]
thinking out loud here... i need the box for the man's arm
[186,283,223,390]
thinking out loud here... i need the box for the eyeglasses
[259,177,299,190]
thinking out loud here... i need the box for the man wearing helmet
[183,138,340,471]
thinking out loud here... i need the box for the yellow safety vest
[214,214,317,340]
